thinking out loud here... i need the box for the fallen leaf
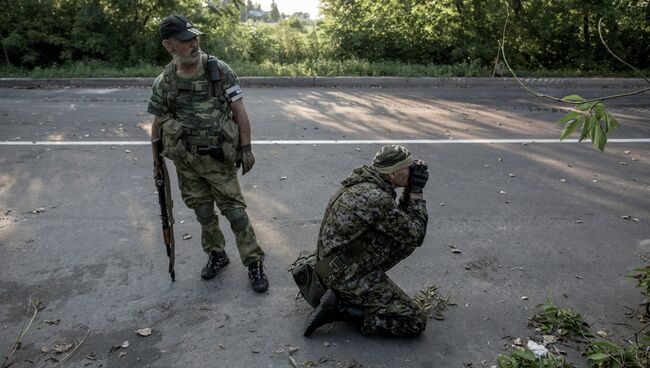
[542,335,557,345]
[135,328,152,337]
[513,338,523,346]
[52,342,74,353]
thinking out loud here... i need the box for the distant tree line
[1,0,648,71]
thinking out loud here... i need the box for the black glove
[408,163,429,193]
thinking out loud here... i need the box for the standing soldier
[148,15,268,292]
[298,145,429,336]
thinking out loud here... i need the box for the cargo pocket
[219,118,240,164]
[160,116,185,161]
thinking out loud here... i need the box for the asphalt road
[0,81,649,368]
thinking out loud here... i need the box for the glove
[236,144,255,175]
[408,163,429,193]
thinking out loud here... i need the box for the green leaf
[561,95,584,102]
[512,348,536,361]
[587,353,612,361]
[607,113,620,130]
[560,116,582,140]
[594,123,607,151]
[594,103,605,121]
[558,111,581,124]
[579,116,594,142]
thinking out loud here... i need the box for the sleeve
[147,73,169,116]
[218,60,244,103]
[360,192,428,250]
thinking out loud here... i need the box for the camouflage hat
[372,144,413,174]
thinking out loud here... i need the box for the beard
[171,46,201,67]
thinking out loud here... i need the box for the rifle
[151,119,176,281]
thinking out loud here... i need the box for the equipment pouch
[160,116,185,161]
[291,263,326,308]
[219,118,240,164]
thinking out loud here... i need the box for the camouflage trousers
[173,150,264,266]
[331,270,427,336]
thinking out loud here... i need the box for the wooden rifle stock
[151,122,176,281]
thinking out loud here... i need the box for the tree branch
[499,9,650,105]
[598,18,650,84]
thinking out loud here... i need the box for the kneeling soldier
[298,145,430,336]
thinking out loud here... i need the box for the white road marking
[1,138,649,146]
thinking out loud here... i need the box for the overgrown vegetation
[1,1,648,76]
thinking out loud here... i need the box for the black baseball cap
[160,15,203,40]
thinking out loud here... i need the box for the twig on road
[2,297,38,368]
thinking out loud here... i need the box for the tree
[270,0,281,22]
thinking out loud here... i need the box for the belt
[313,238,366,279]
[185,143,224,161]
[183,128,224,146]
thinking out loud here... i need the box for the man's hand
[236,144,255,175]
[408,160,429,193]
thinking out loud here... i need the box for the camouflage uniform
[316,165,428,336]
[147,55,264,266]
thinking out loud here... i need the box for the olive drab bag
[160,54,240,163]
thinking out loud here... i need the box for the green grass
[0,59,647,78]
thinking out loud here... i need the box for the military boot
[304,289,364,337]
[201,250,230,280]
[248,261,269,293]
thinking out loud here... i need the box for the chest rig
[162,54,231,134]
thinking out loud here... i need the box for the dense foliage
[0,0,648,72]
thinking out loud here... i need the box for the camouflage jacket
[317,165,428,283]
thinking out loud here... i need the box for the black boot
[304,290,364,337]
[201,250,230,280]
[248,261,269,293]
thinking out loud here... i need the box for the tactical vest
[161,54,231,132]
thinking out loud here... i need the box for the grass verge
[1,59,647,78]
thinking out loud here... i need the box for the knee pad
[224,208,249,232]
[194,204,216,225]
